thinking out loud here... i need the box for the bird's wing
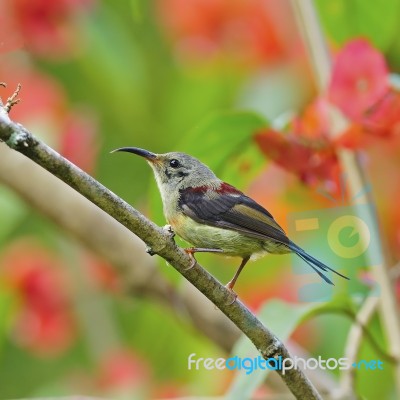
[178,183,289,246]
[179,183,349,284]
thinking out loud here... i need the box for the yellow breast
[167,213,264,257]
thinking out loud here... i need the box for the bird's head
[111,147,218,191]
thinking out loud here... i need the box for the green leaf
[220,143,267,191]
[179,110,268,175]
[316,0,400,51]
[130,0,143,23]
[224,300,317,400]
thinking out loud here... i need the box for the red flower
[84,253,120,293]
[59,110,100,174]
[328,39,388,121]
[156,0,287,66]
[292,98,330,140]
[254,129,340,193]
[0,1,24,54]
[0,60,67,127]
[7,0,93,58]
[362,88,400,138]
[334,89,400,149]
[0,241,76,356]
[0,60,100,171]
[97,348,149,391]
[333,123,368,150]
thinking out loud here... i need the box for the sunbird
[112,147,349,297]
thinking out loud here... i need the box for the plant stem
[292,0,400,395]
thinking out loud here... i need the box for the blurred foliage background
[1,0,400,399]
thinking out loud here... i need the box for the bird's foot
[224,281,238,305]
[183,248,198,270]
[163,224,175,239]
[147,226,175,256]
[145,245,156,256]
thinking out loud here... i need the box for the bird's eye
[169,159,180,168]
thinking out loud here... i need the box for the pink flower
[328,39,388,121]
[7,0,94,58]
[0,241,76,356]
[59,110,100,174]
[292,98,330,140]
[254,128,340,192]
[362,88,400,138]
[97,349,149,390]
[0,60,67,126]
[0,60,100,171]
[0,1,24,54]
[156,0,288,66]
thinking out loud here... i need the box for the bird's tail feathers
[289,241,349,285]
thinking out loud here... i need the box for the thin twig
[3,83,21,113]
[334,296,379,399]
[335,263,400,397]
[0,92,322,399]
[292,0,400,396]
[308,304,397,364]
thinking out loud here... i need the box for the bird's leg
[225,256,250,305]
[183,247,224,271]
[147,225,176,256]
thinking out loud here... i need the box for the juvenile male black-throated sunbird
[112,147,349,296]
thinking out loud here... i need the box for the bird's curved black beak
[110,147,158,161]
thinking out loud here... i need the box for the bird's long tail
[289,241,349,285]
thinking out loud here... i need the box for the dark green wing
[178,183,289,246]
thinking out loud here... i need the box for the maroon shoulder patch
[216,182,243,195]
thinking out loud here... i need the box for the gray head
[111,147,218,190]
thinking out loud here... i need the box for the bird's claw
[146,246,156,256]
[163,224,175,238]
[184,248,197,270]
[224,282,238,305]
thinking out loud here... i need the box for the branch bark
[0,93,321,399]
[0,145,240,351]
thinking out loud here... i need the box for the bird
[112,147,349,297]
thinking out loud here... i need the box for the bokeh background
[1,0,400,399]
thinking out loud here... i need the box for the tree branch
[0,90,321,399]
[0,145,240,351]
